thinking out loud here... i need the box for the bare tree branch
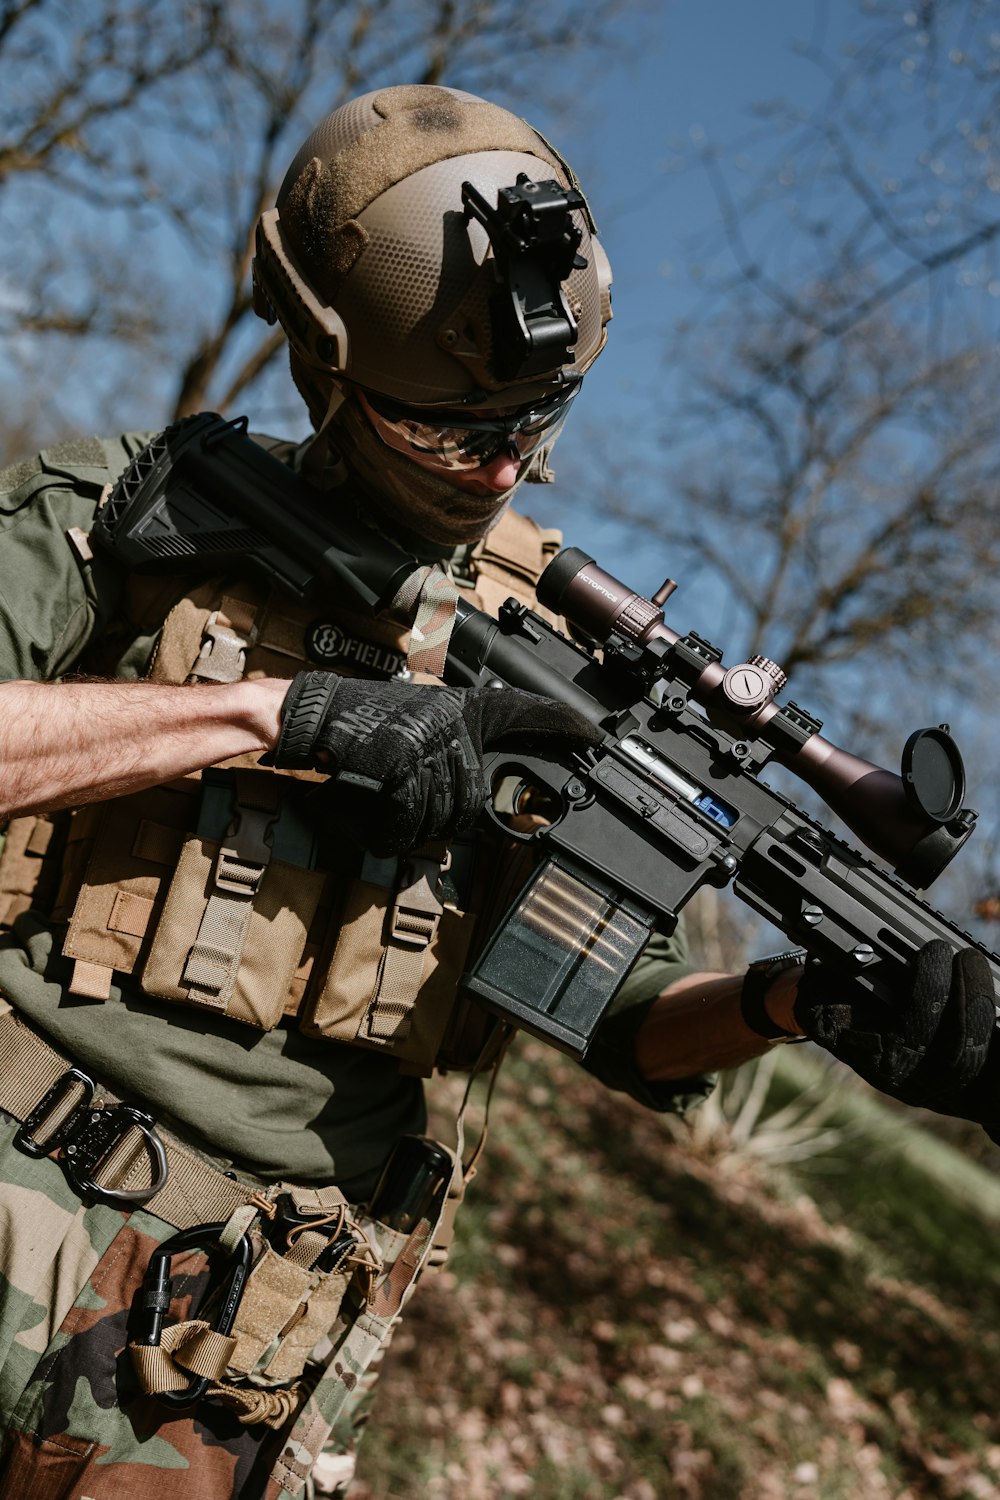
[0,0,637,433]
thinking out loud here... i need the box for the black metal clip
[15,1067,169,1206]
[461,174,588,381]
[136,1221,254,1409]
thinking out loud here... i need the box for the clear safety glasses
[359,385,579,472]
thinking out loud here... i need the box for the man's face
[356,386,577,498]
[310,376,578,546]
[361,406,523,496]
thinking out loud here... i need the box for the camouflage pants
[0,1116,382,1500]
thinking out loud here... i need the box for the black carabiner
[137,1220,253,1410]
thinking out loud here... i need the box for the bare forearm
[635,966,804,1081]
[0,678,287,818]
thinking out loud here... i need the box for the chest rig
[1,507,563,1077]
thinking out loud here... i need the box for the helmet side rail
[90,414,999,1058]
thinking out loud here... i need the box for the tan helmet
[252,84,612,412]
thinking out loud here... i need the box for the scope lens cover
[901,726,966,825]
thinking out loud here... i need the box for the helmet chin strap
[298,380,349,483]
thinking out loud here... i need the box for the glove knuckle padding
[905,942,992,1097]
[448,736,489,829]
[910,939,953,1034]
[277,675,494,856]
[951,947,996,1075]
[464,686,599,751]
[273,670,343,768]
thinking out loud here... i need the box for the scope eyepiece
[536,545,593,615]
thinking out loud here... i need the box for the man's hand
[271,670,599,856]
[793,940,1000,1133]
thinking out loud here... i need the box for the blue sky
[531,3,1000,918]
[527,1,863,594]
[570,2,852,422]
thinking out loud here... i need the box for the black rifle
[91,414,1000,1058]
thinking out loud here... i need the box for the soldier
[0,85,995,1499]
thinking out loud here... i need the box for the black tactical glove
[271,670,600,857]
[794,940,1000,1135]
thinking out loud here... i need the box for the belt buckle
[14,1065,94,1158]
[15,1066,169,1206]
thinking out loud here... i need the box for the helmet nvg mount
[252,85,612,413]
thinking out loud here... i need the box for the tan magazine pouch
[141,770,327,1030]
[49,504,565,1062]
[0,813,69,930]
[301,843,476,1076]
[61,780,202,1000]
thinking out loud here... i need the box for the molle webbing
[140,770,330,1032]
[300,842,477,1076]
[175,772,283,1011]
[363,845,447,1043]
[62,779,200,1001]
[470,509,563,620]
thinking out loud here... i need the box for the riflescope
[537,547,975,889]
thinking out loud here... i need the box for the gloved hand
[270,670,600,856]
[794,940,1000,1134]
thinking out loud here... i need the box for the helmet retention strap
[300,383,348,483]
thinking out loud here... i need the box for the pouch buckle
[214,802,277,896]
[274,1193,363,1273]
[14,1066,169,1205]
[191,609,257,685]
[136,1221,254,1409]
[389,851,448,949]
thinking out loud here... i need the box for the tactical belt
[0,1001,260,1229]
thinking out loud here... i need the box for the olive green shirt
[0,433,710,1192]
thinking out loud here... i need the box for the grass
[345,1042,1000,1500]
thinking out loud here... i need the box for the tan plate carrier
[0,505,564,1077]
